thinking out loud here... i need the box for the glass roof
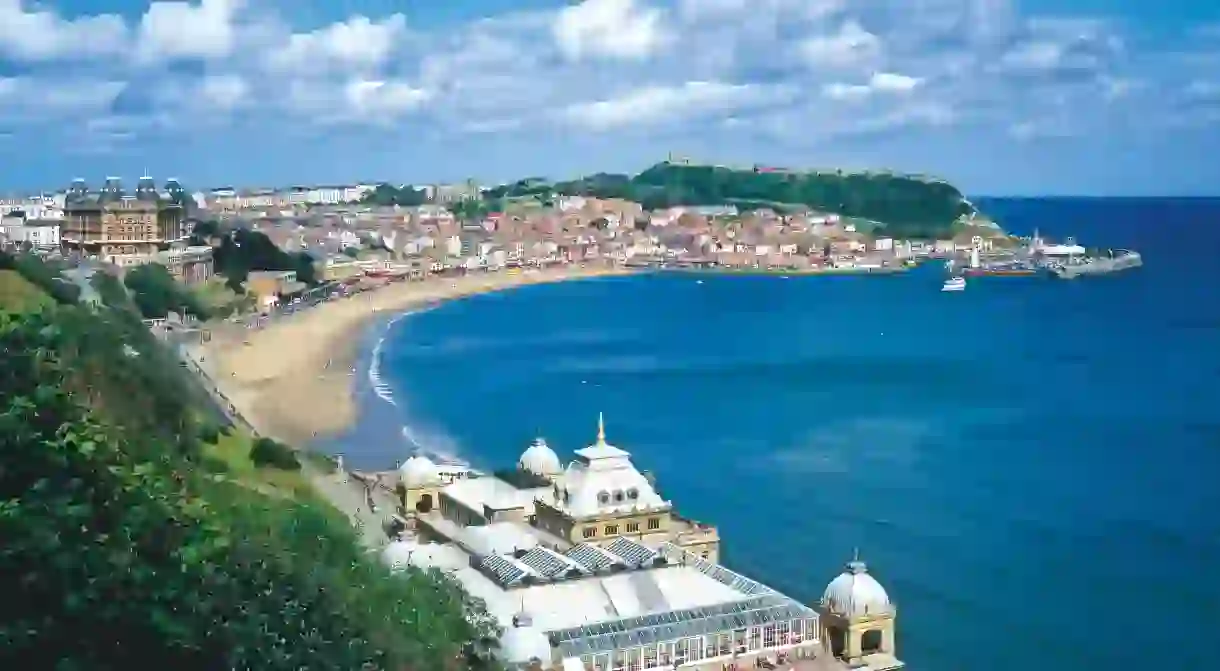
[549,594,818,656]
[605,537,661,568]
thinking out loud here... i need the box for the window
[613,490,625,503]
[597,490,610,505]
[583,526,597,539]
[626,487,639,500]
[605,524,619,535]
[647,517,660,530]
[701,551,709,559]
[763,624,777,648]
[748,627,761,651]
[626,521,640,533]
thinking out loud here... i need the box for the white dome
[821,560,891,617]
[380,540,417,572]
[499,611,552,666]
[399,454,440,488]
[518,437,562,477]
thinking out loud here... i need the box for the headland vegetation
[0,249,501,670]
[365,159,990,240]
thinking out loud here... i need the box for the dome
[380,540,416,571]
[499,610,552,666]
[821,558,891,618]
[518,437,561,478]
[399,454,440,488]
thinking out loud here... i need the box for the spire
[847,548,867,574]
[596,412,606,446]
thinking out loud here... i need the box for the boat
[941,276,966,292]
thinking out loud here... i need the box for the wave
[367,308,469,465]
[367,312,413,407]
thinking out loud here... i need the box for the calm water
[328,198,1220,670]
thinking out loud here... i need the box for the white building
[388,418,903,671]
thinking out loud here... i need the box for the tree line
[0,261,501,670]
[484,163,975,238]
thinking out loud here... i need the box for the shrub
[249,437,301,470]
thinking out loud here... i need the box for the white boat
[941,276,966,292]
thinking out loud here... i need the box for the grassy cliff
[0,251,499,670]
[488,161,978,238]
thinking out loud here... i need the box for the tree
[123,263,210,320]
[0,290,500,670]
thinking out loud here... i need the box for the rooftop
[388,534,808,648]
[443,474,554,514]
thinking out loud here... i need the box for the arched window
[612,490,625,503]
[597,490,610,505]
[626,487,639,500]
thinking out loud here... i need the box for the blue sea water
[328,198,1220,670]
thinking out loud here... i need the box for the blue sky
[1,0,1218,196]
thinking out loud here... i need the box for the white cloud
[199,74,249,110]
[0,0,127,61]
[797,20,881,69]
[265,14,408,74]
[553,0,669,61]
[563,81,782,130]
[823,72,920,100]
[137,0,244,62]
[0,77,126,121]
[0,0,1204,152]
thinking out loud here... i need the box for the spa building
[383,415,902,671]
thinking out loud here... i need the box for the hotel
[383,415,903,671]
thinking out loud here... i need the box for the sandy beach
[201,265,635,446]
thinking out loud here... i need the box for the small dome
[380,540,416,571]
[821,558,891,617]
[518,437,561,478]
[499,610,551,666]
[399,454,440,488]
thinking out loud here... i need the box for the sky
[1,0,1218,196]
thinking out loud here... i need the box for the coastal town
[0,175,1017,297]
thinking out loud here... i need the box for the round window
[597,490,610,504]
[613,490,625,503]
[626,487,639,500]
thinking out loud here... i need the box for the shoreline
[201,264,637,447]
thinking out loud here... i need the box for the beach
[200,265,635,446]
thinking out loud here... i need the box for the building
[388,417,902,671]
[158,245,215,285]
[61,176,188,261]
[0,213,62,249]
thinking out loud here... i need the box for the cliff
[0,251,497,670]
[490,161,980,238]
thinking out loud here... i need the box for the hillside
[488,161,979,238]
[0,251,499,670]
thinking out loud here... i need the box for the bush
[249,437,301,470]
[197,423,222,445]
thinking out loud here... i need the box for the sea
[319,198,1220,671]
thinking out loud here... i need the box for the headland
[198,264,635,446]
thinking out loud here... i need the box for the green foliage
[249,436,301,471]
[503,162,976,237]
[448,199,491,222]
[361,184,427,207]
[0,250,80,305]
[123,264,211,320]
[212,228,318,287]
[0,302,500,669]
